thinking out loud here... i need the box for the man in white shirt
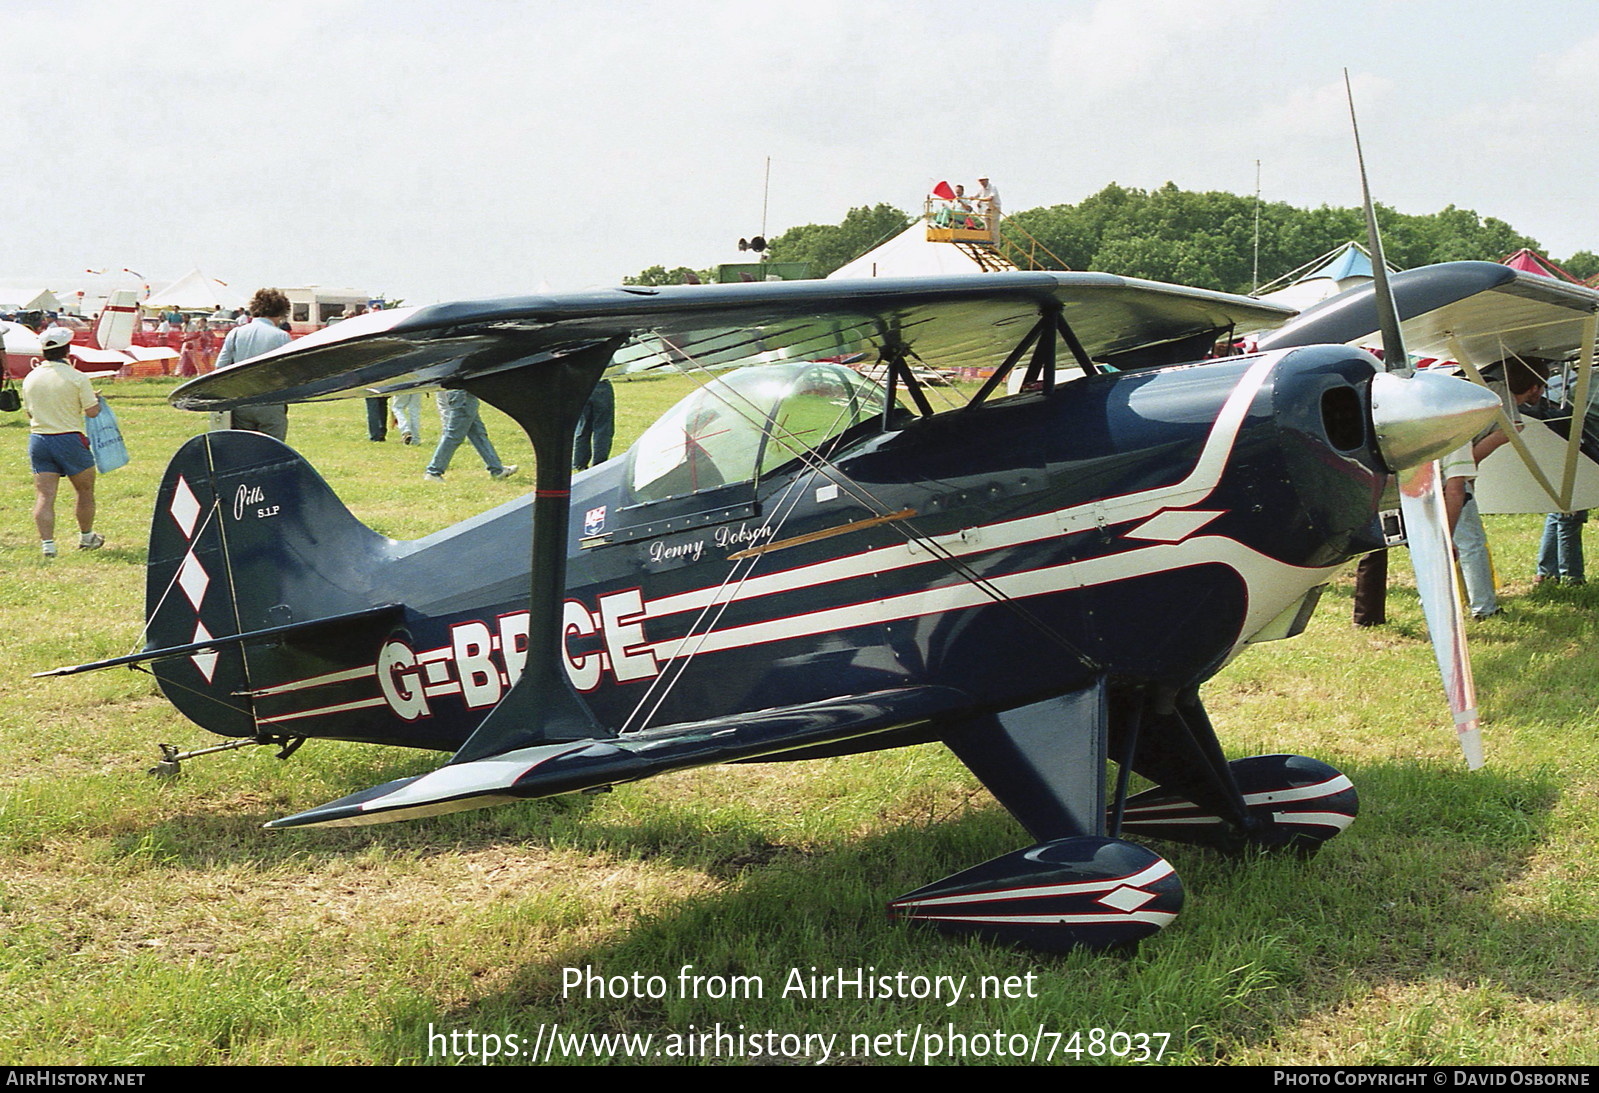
[1443,358,1546,619]
[973,176,1002,233]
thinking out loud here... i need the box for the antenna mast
[1252,159,1261,292]
[761,156,771,240]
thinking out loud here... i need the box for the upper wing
[1258,261,1599,362]
[169,272,1294,410]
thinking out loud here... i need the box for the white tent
[828,222,995,280]
[0,283,63,312]
[143,269,247,311]
[1256,243,1385,310]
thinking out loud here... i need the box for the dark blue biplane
[49,271,1504,951]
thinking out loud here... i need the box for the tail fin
[95,289,139,352]
[147,431,401,740]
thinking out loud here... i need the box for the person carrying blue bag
[86,395,129,474]
[22,327,106,556]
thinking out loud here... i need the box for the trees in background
[1563,251,1599,282]
[622,204,911,286]
[765,203,911,277]
[625,184,1581,291]
[1003,182,1544,294]
[623,265,711,287]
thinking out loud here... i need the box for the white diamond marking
[1097,885,1157,913]
[178,552,211,610]
[190,621,219,683]
[169,476,202,540]
[1127,508,1223,543]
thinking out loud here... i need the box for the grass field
[2,377,1597,1066]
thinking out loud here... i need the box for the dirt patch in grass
[1,839,718,971]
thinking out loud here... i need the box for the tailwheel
[889,836,1183,953]
[1118,754,1358,854]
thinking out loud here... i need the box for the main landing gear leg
[1113,687,1358,854]
[892,682,1184,952]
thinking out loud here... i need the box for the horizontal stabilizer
[69,346,131,373]
[267,685,972,829]
[35,604,403,678]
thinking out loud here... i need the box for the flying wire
[133,498,222,657]
[617,330,1103,714]
[618,467,818,734]
[615,343,873,731]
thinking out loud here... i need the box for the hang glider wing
[1258,261,1599,363]
[1261,261,1599,515]
[169,273,1294,410]
[1473,415,1599,513]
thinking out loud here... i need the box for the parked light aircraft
[44,269,1500,952]
[2,289,178,378]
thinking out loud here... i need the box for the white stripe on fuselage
[645,535,1335,663]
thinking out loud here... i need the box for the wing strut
[1562,315,1598,505]
[1055,311,1097,375]
[966,318,1046,406]
[966,305,1099,410]
[446,337,625,764]
[881,344,935,419]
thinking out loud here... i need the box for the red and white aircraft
[2,289,178,379]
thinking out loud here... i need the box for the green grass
[2,379,1597,1065]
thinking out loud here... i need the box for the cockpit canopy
[629,362,886,503]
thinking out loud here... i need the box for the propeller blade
[1346,70,1488,768]
[1345,69,1409,378]
[1372,367,1496,766]
[1398,461,1484,769]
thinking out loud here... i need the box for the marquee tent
[142,269,247,311]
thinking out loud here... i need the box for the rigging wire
[132,498,222,657]
[608,329,1103,733]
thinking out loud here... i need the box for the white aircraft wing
[1261,261,1599,515]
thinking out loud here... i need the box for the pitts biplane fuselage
[60,272,1498,951]
[151,348,1382,755]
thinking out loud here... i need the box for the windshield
[629,363,885,503]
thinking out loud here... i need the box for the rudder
[146,431,396,739]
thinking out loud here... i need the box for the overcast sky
[11,0,1597,305]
